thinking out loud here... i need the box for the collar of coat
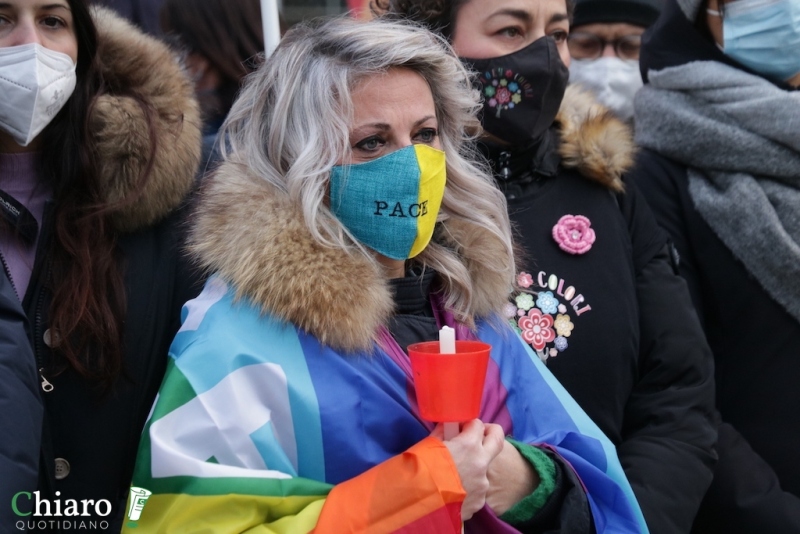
[189,164,512,353]
[556,85,635,193]
[90,7,201,233]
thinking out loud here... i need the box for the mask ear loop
[706,7,723,51]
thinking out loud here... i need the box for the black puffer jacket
[484,86,717,534]
[2,8,205,533]
[629,0,800,531]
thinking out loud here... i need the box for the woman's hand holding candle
[433,419,505,521]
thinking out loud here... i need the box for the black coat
[0,268,41,532]
[484,86,718,533]
[23,205,203,532]
[631,149,800,533]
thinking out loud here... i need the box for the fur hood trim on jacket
[189,163,513,353]
[90,7,201,233]
[556,85,635,193]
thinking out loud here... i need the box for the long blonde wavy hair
[220,16,516,323]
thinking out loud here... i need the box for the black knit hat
[571,0,662,28]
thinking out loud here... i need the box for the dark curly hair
[372,0,575,41]
[370,0,469,40]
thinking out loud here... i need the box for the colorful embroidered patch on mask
[479,68,534,118]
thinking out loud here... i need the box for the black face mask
[461,36,569,149]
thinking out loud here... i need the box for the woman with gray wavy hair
[124,16,643,533]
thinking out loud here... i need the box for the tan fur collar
[189,163,513,353]
[90,7,201,233]
[556,85,635,193]
[189,164,395,353]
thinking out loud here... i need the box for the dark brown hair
[372,0,576,40]
[160,0,264,121]
[38,0,157,390]
[371,0,469,40]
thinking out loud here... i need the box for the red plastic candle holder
[407,340,491,422]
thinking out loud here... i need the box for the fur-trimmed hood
[555,85,635,193]
[90,7,201,233]
[188,163,513,353]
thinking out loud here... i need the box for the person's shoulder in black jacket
[0,268,41,527]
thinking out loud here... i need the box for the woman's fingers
[436,420,509,521]
[482,423,505,458]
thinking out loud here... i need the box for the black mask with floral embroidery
[461,36,569,150]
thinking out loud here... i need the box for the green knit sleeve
[499,438,557,526]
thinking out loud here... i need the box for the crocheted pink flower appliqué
[552,215,596,255]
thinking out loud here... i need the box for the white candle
[439,326,458,440]
[439,325,455,354]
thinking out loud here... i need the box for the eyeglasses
[567,32,642,60]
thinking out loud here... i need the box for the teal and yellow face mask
[329,144,446,260]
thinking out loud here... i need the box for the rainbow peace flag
[123,277,647,533]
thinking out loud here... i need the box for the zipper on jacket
[39,367,54,392]
[24,200,55,394]
[0,250,19,300]
[33,263,52,392]
[1,249,52,391]
[498,151,512,180]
